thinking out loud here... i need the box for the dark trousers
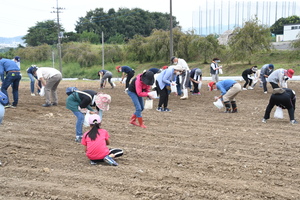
[125,71,135,89]
[242,74,252,88]
[156,80,169,108]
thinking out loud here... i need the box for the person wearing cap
[208,79,242,113]
[81,114,124,166]
[27,65,42,96]
[170,56,190,100]
[267,68,294,89]
[13,56,21,69]
[262,88,297,124]
[98,69,114,89]
[127,70,155,128]
[31,67,62,107]
[210,58,222,83]
[66,89,100,142]
[0,58,22,108]
[241,66,258,90]
[115,66,135,90]
[260,64,274,94]
[189,68,203,95]
[156,65,183,112]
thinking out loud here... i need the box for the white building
[283,23,300,41]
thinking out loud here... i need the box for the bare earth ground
[0,79,300,200]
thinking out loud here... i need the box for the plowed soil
[1,79,299,200]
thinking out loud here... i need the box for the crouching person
[262,88,297,124]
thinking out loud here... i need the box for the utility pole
[169,0,173,61]
[51,0,64,74]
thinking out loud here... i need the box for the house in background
[282,23,300,41]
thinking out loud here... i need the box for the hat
[286,69,294,78]
[195,69,202,75]
[170,56,176,63]
[95,93,111,111]
[208,81,215,91]
[116,66,121,72]
[213,58,220,62]
[173,65,183,71]
[141,71,154,85]
[14,56,20,62]
[162,66,168,70]
[89,114,101,125]
[268,64,274,69]
[273,88,285,94]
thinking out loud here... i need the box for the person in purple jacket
[127,70,155,128]
[208,79,242,113]
[116,66,135,90]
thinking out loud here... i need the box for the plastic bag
[198,81,202,90]
[274,106,284,119]
[83,110,91,127]
[39,86,45,96]
[213,99,224,109]
[219,68,223,74]
[144,99,153,109]
[170,82,177,93]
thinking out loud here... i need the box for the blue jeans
[0,104,5,124]
[72,110,85,137]
[1,72,21,106]
[127,90,144,118]
[27,73,41,93]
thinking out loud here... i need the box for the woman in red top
[127,70,155,128]
[81,114,123,166]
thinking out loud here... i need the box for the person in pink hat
[95,93,111,120]
[81,114,123,166]
[267,68,295,89]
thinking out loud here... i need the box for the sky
[1,0,299,38]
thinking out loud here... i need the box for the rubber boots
[224,101,232,113]
[180,88,188,100]
[130,114,138,126]
[231,101,238,113]
[137,117,147,128]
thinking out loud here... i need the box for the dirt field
[0,79,299,200]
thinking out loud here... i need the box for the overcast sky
[1,0,298,38]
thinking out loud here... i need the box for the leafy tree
[228,17,272,64]
[270,15,300,35]
[23,20,64,46]
[79,31,100,44]
[291,33,300,49]
[75,8,178,43]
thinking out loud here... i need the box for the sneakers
[104,155,118,166]
[156,107,164,112]
[31,93,36,96]
[51,102,58,106]
[290,120,298,125]
[4,104,16,108]
[248,86,254,90]
[242,88,247,91]
[42,103,52,107]
[75,136,82,143]
[90,161,97,165]
[262,118,267,123]
[163,108,171,112]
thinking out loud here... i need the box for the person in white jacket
[170,56,190,100]
[267,68,294,89]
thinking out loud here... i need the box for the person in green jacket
[66,89,98,143]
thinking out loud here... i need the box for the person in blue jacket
[155,65,183,112]
[208,79,242,113]
[0,58,22,108]
[116,66,135,90]
[27,65,42,96]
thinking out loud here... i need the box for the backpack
[66,87,78,96]
[0,91,8,105]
